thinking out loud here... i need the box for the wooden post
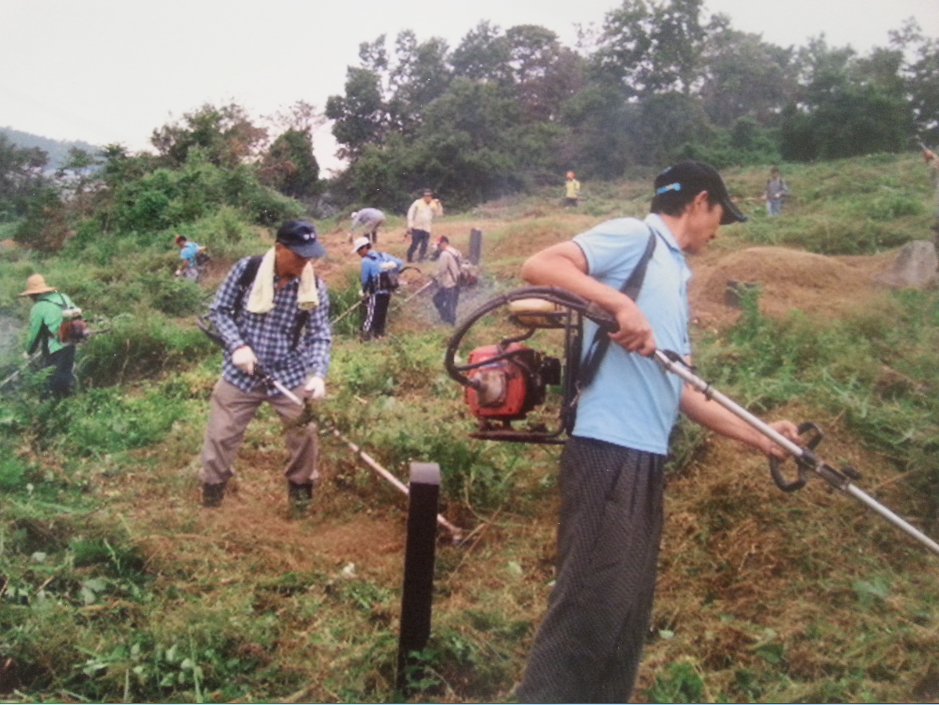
[396,462,440,694]
[469,228,483,265]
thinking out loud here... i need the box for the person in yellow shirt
[564,171,581,207]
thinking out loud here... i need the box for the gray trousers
[518,436,665,703]
[199,378,319,486]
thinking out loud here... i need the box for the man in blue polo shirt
[516,161,801,702]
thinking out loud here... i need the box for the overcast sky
[3,0,937,172]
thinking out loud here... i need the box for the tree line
[1,103,321,253]
[1,0,937,251]
[326,0,938,209]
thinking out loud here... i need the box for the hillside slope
[2,154,939,703]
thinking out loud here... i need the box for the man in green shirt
[19,274,80,398]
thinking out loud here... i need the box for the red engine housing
[464,343,544,421]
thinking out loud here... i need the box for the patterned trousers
[361,291,391,339]
[517,436,666,703]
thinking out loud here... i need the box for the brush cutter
[0,353,40,391]
[445,287,939,558]
[197,316,463,539]
[331,266,425,326]
[653,349,939,558]
[402,279,435,304]
[330,297,365,327]
[197,316,305,403]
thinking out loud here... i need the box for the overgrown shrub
[78,313,215,387]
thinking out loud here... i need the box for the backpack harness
[29,292,86,355]
[232,255,312,350]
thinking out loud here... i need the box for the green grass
[2,153,939,702]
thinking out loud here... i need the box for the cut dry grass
[4,154,939,702]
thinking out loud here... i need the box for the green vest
[27,292,77,356]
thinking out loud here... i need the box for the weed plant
[696,285,939,532]
[731,155,935,255]
[78,312,215,387]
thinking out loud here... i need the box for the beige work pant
[199,378,318,486]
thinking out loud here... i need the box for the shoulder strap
[29,294,65,355]
[44,292,68,309]
[231,255,311,351]
[578,228,658,390]
[233,255,264,311]
[445,249,461,279]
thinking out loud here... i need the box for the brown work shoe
[202,482,226,507]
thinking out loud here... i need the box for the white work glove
[231,345,257,376]
[304,375,326,400]
[379,261,397,271]
[359,289,366,298]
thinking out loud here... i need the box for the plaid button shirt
[209,256,332,396]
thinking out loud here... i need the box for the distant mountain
[1,126,100,170]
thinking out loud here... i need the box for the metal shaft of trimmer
[653,350,939,558]
[263,370,462,541]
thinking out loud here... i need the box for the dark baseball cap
[276,220,327,259]
[654,161,747,225]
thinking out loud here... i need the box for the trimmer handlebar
[197,316,304,407]
[653,349,939,558]
[768,421,823,492]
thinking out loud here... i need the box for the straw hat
[19,274,56,296]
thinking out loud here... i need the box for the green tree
[340,78,525,209]
[151,103,267,169]
[780,37,913,160]
[0,134,49,220]
[560,84,634,178]
[699,28,797,127]
[505,25,584,123]
[13,186,70,253]
[451,21,513,84]
[629,91,714,165]
[54,147,103,217]
[890,19,939,145]
[326,66,388,159]
[592,0,710,97]
[386,30,452,135]
[259,128,321,200]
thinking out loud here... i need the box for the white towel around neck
[245,248,319,314]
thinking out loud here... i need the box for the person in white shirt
[406,189,443,262]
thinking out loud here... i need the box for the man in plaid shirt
[200,220,332,513]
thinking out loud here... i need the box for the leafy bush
[643,660,704,703]
[863,190,924,221]
[12,383,187,456]
[0,454,27,489]
[13,187,71,254]
[78,313,215,387]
